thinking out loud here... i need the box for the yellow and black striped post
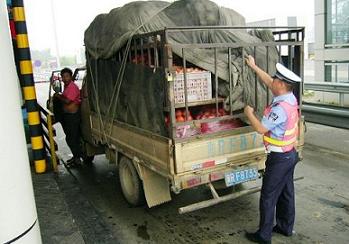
[12,0,46,173]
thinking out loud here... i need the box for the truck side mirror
[52,79,62,93]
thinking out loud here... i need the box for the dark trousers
[61,111,81,158]
[258,149,298,241]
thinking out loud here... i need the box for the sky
[23,0,314,56]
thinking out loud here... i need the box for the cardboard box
[174,71,212,104]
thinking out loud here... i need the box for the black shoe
[74,157,82,166]
[65,161,76,168]
[272,226,294,237]
[67,157,75,163]
[245,232,271,244]
[66,157,82,168]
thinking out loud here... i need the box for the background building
[312,0,349,105]
[314,0,349,84]
[247,17,315,83]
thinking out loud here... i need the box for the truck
[46,0,304,214]
[60,24,305,213]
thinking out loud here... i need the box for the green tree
[59,55,77,67]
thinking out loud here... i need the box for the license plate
[225,167,258,187]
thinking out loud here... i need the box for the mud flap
[139,165,171,207]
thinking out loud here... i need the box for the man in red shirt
[54,68,82,166]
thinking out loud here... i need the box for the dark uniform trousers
[61,111,82,159]
[258,148,298,241]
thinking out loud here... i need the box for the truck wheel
[119,156,145,206]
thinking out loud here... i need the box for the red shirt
[62,81,81,105]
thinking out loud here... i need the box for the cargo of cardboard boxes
[167,66,244,138]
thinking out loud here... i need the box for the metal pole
[242,47,246,105]
[299,41,304,118]
[339,93,344,106]
[214,48,219,116]
[278,33,282,63]
[49,0,61,68]
[0,1,42,242]
[254,46,258,110]
[228,48,233,115]
[12,0,47,173]
[266,46,270,105]
[182,48,189,119]
[47,114,58,172]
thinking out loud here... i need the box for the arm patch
[268,112,279,122]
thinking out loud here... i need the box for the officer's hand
[245,55,256,68]
[244,105,254,115]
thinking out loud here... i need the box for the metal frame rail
[179,176,304,214]
[114,26,305,140]
[304,82,349,106]
[302,102,349,129]
[39,104,59,172]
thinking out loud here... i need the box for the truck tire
[119,156,145,206]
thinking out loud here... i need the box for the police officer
[244,55,301,244]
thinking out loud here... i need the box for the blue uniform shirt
[261,92,297,139]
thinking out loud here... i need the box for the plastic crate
[174,71,212,104]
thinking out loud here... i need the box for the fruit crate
[174,71,212,104]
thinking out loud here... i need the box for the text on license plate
[225,167,258,187]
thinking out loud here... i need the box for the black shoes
[65,157,82,168]
[245,232,271,244]
[272,226,295,237]
[245,226,294,243]
[67,157,75,163]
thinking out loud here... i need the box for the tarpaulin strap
[86,54,108,142]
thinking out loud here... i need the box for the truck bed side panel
[90,114,173,176]
[175,128,265,174]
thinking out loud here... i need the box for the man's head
[271,63,301,95]
[271,77,294,95]
[60,67,73,85]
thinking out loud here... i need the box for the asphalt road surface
[34,82,349,244]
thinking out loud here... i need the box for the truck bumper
[178,176,304,214]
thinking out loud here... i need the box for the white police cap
[273,63,301,84]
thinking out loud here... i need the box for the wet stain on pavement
[318,197,345,208]
[296,233,312,242]
[345,205,349,214]
[333,217,349,232]
[137,222,150,240]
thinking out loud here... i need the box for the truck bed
[89,113,267,191]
